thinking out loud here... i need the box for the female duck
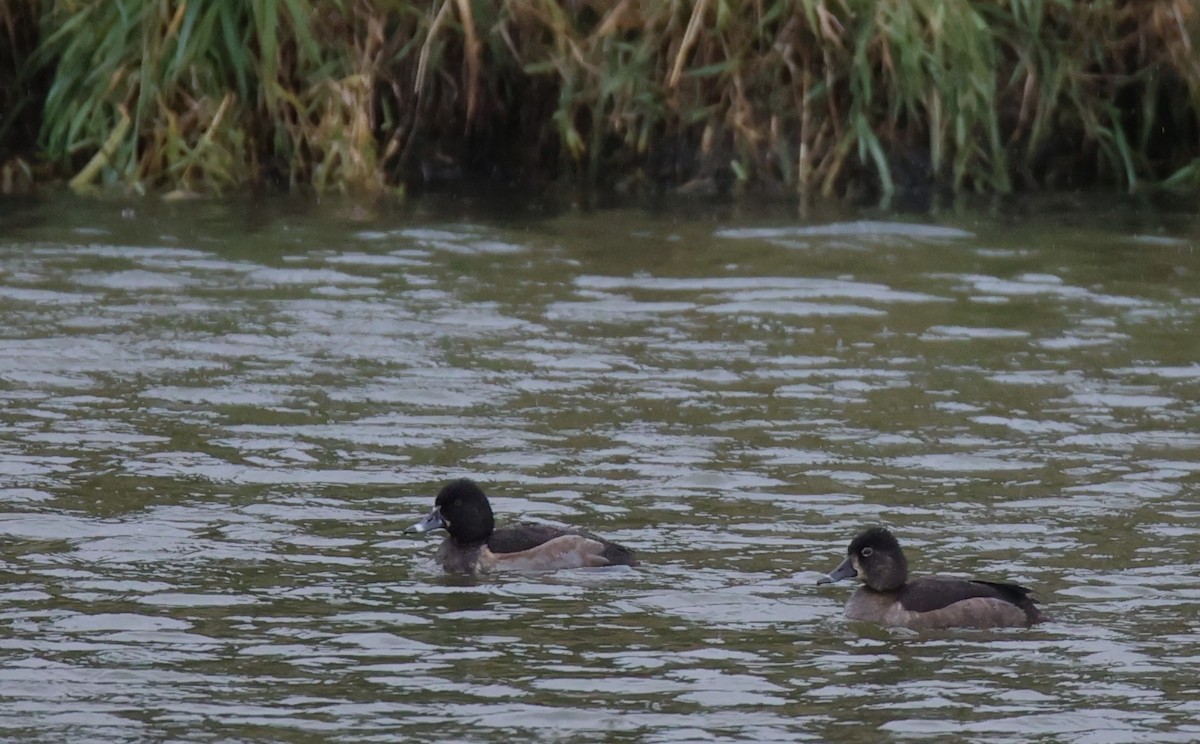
[817,527,1047,630]
[406,478,638,574]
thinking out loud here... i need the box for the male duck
[406,478,638,574]
[817,527,1047,630]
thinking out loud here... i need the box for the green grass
[0,0,1197,200]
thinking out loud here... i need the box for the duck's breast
[436,539,486,574]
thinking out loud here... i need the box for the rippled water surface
[2,195,1200,742]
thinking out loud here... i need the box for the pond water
[1,194,1199,741]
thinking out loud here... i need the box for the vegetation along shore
[1,0,1198,202]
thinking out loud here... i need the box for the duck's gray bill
[406,507,446,534]
[816,555,856,585]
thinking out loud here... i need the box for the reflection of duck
[407,478,638,574]
[818,527,1048,629]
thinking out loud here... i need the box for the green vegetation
[1,0,1198,201]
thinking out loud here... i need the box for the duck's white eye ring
[861,547,874,557]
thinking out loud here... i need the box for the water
[1,195,1199,741]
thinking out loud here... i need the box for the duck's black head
[818,526,909,592]
[407,478,495,544]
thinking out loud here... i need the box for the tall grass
[32,0,379,193]
[2,0,1198,199]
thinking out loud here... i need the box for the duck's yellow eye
[861,547,874,557]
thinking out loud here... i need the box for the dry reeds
[1,0,1197,199]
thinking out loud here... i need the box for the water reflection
[1,200,1199,740]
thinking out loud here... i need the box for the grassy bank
[1,0,1198,201]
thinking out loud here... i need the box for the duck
[817,526,1047,630]
[406,478,638,574]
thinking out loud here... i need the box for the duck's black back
[900,576,1046,623]
[488,522,638,566]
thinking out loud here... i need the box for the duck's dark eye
[860,547,874,557]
